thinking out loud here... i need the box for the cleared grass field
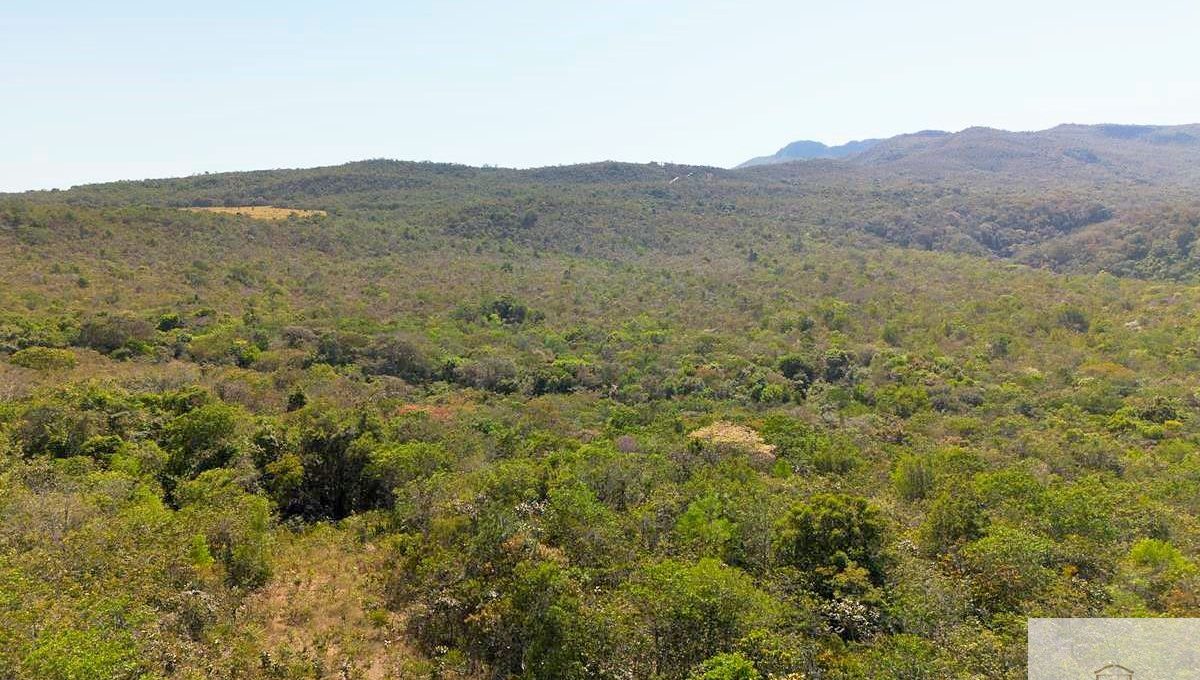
[183,205,327,220]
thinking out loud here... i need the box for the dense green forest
[3,140,1200,678]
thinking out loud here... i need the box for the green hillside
[2,153,1200,679]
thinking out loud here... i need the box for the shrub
[483,560,589,679]
[1123,538,1197,606]
[363,335,434,382]
[8,346,76,370]
[281,325,318,348]
[162,403,242,480]
[530,357,598,395]
[919,489,985,556]
[156,312,184,331]
[268,412,383,520]
[831,634,954,679]
[366,441,452,494]
[626,559,777,679]
[892,453,935,501]
[468,296,544,325]
[757,383,789,404]
[961,526,1054,612]
[313,330,369,366]
[733,629,815,679]
[689,652,761,680]
[1056,306,1090,332]
[186,323,260,366]
[876,384,930,418]
[21,627,142,680]
[285,390,308,412]
[79,434,125,462]
[676,493,736,559]
[760,416,859,474]
[1136,395,1183,424]
[775,494,886,586]
[777,354,816,396]
[177,468,274,589]
[822,348,853,382]
[452,355,520,392]
[811,440,861,475]
[76,314,153,355]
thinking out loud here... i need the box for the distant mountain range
[736,138,883,167]
[737,124,1200,184]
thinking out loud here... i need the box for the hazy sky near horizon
[3,0,1199,191]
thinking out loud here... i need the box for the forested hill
[10,135,1200,281]
[3,138,1200,678]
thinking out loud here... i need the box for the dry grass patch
[183,205,327,220]
[237,524,422,679]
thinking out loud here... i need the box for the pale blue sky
[3,0,1198,191]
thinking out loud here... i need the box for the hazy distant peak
[737,123,1200,181]
[736,137,882,168]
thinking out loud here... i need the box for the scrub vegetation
[3,128,1200,678]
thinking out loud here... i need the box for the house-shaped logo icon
[1094,663,1133,680]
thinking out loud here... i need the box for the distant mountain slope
[9,123,1200,281]
[742,124,1200,185]
[852,124,1200,183]
[736,138,882,168]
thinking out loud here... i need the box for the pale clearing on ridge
[183,205,327,220]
